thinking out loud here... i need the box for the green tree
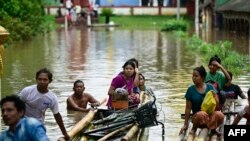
[0,0,49,42]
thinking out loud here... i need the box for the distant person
[149,0,153,6]
[220,71,247,99]
[179,66,224,136]
[67,80,100,112]
[232,88,250,125]
[19,68,70,140]
[65,0,73,13]
[0,95,49,141]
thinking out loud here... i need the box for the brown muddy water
[1,26,250,141]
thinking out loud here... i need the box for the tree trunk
[105,16,110,24]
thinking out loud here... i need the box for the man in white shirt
[19,68,70,140]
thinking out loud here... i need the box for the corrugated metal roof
[216,0,250,12]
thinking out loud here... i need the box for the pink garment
[107,74,134,108]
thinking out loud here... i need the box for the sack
[201,90,216,114]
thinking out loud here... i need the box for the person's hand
[90,102,100,108]
[179,125,187,135]
[213,61,222,68]
[135,68,139,74]
[211,91,217,98]
[63,133,70,141]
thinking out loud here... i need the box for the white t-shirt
[19,85,59,123]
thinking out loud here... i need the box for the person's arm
[32,124,50,141]
[212,90,219,106]
[179,100,192,135]
[232,107,247,125]
[239,93,247,99]
[237,85,247,99]
[232,114,242,125]
[133,68,140,87]
[67,97,89,112]
[54,113,70,140]
[108,85,115,96]
[88,94,100,107]
[216,62,231,81]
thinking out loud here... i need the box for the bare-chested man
[67,80,100,112]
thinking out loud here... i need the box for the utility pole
[195,0,199,35]
[176,0,180,20]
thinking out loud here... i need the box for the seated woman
[107,60,140,108]
[179,66,224,136]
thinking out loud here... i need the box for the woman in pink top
[107,60,140,108]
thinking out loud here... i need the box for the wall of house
[44,6,187,16]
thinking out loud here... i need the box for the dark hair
[36,68,53,82]
[127,58,139,68]
[73,80,84,88]
[194,65,207,79]
[122,60,136,70]
[208,55,221,65]
[227,71,233,79]
[139,73,145,80]
[0,95,26,112]
[248,88,250,97]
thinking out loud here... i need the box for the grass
[98,15,181,30]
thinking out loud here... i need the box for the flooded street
[1,26,250,141]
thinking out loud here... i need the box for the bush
[161,18,188,31]
[100,8,114,16]
[186,35,249,76]
[0,0,50,42]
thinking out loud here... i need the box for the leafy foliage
[186,35,249,76]
[100,8,114,16]
[161,18,188,31]
[0,0,50,42]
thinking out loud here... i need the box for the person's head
[73,80,85,95]
[192,65,207,85]
[36,68,53,87]
[0,95,25,127]
[122,60,136,77]
[139,73,145,86]
[127,58,139,68]
[208,55,221,73]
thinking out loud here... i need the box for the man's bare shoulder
[83,93,93,97]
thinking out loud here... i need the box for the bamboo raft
[59,88,161,141]
[179,99,247,141]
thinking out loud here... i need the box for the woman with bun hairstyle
[179,65,224,136]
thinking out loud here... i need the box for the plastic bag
[201,90,216,114]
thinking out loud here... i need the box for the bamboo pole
[98,123,134,141]
[136,129,142,141]
[58,110,96,141]
[121,124,140,141]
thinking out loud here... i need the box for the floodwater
[1,26,250,141]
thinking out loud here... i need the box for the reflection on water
[1,26,250,141]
